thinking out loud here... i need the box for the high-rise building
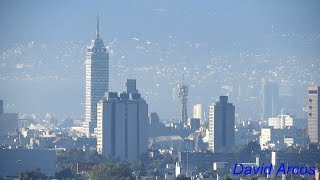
[308,86,320,144]
[262,81,280,120]
[96,80,148,160]
[193,104,202,120]
[209,96,235,152]
[84,16,109,136]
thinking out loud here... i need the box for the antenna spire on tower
[96,13,100,38]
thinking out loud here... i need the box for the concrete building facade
[96,80,148,160]
[308,86,320,144]
[268,113,293,129]
[209,96,235,153]
[193,104,203,120]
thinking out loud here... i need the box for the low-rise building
[0,148,56,178]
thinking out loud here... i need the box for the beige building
[260,128,272,149]
[193,104,203,120]
[268,112,293,129]
[308,86,320,144]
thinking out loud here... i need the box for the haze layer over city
[1,1,319,120]
[1,1,320,179]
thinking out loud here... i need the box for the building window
[309,99,312,102]
[309,113,312,116]
[309,106,312,109]
[309,90,318,94]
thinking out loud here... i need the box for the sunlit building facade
[96,80,148,161]
[84,16,109,136]
[193,104,203,120]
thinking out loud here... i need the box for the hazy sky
[0,1,319,118]
[1,1,320,44]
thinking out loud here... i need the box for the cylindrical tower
[178,84,189,126]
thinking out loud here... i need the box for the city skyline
[0,1,319,119]
[0,1,320,179]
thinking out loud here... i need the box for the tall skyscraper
[96,80,148,160]
[209,96,235,152]
[84,16,109,136]
[193,104,203,120]
[262,81,279,120]
[308,86,320,144]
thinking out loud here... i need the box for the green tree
[56,148,107,174]
[20,168,47,180]
[89,163,133,180]
[242,141,260,155]
[130,161,146,177]
[238,140,261,161]
[55,167,74,179]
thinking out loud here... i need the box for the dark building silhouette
[149,112,160,127]
[126,79,138,94]
[209,96,235,152]
[0,100,18,135]
[188,118,200,131]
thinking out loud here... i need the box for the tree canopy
[89,162,133,180]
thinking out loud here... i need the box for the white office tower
[209,96,235,153]
[84,16,109,136]
[268,110,293,129]
[96,80,148,161]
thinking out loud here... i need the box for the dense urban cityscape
[1,1,320,180]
